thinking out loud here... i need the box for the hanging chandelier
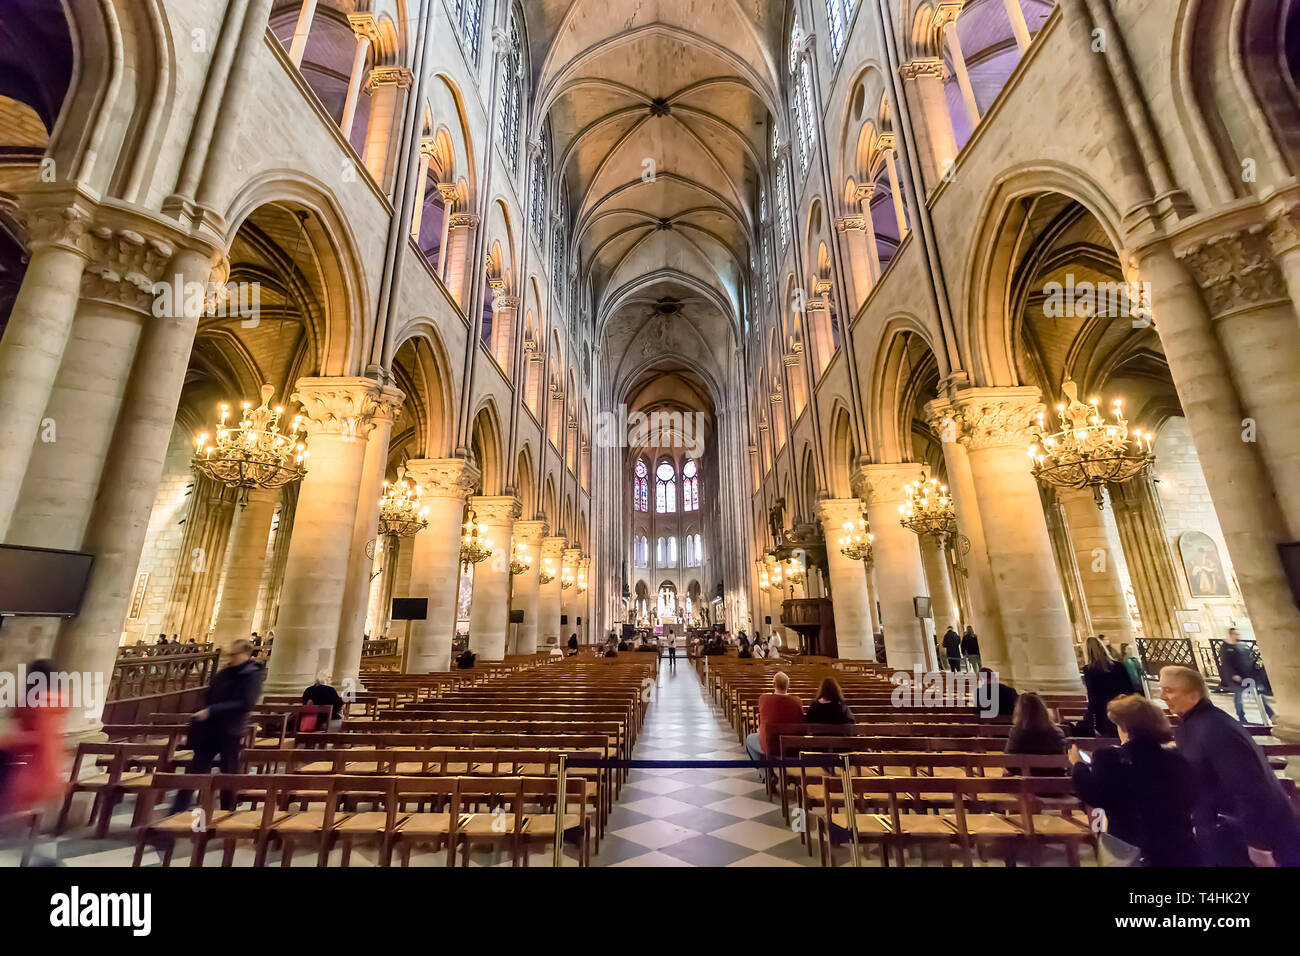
[577,566,588,592]
[838,516,875,564]
[1029,379,1155,508]
[509,540,531,576]
[560,565,576,590]
[377,466,428,537]
[538,556,556,585]
[898,472,957,538]
[193,384,307,500]
[757,561,772,592]
[459,510,493,571]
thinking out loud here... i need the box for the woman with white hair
[301,670,345,731]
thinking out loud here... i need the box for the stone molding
[368,66,412,89]
[835,215,866,232]
[449,213,480,229]
[900,57,945,80]
[1267,202,1300,257]
[404,457,480,500]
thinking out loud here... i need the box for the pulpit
[781,597,837,657]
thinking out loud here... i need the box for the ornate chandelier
[898,472,957,538]
[377,466,428,537]
[560,565,576,590]
[838,516,875,564]
[193,384,307,500]
[757,561,772,592]
[509,540,531,576]
[1029,380,1155,508]
[538,557,556,585]
[577,563,588,592]
[459,510,493,571]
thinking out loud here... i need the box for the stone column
[409,137,435,241]
[341,13,377,140]
[0,201,92,538]
[364,533,397,639]
[443,213,479,306]
[937,7,981,130]
[917,533,960,636]
[2,224,174,661]
[1059,486,1137,646]
[511,519,548,653]
[560,547,582,647]
[948,387,1081,693]
[210,486,279,648]
[857,184,884,281]
[361,67,411,192]
[925,400,1011,671]
[1043,486,1095,648]
[402,458,479,673]
[466,495,520,661]
[835,217,871,308]
[857,463,931,670]
[262,378,387,694]
[1108,475,1187,641]
[1141,243,1300,739]
[899,59,957,187]
[49,244,222,734]
[878,135,909,239]
[817,498,875,659]
[333,385,403,687]
[287,0,319,67]
[538,536,566,649]
[1003,0,1032,51]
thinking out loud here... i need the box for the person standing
[666,632,677,670]
[1218,628,1274,724]
[1159,666,1300,866]
[1082,636,1135,736]
[1068,694,1201,866]
[1119,643,1144,694]
[172,639,264,812]
[961,626,981,671]
[941,627,962,672]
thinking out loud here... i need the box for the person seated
[603,647,618,658]
[976,667,1019,721]
[1004,692,1067,775]
[567,633,579,652]
[617,639,631,651]
[455,648,476,669]
[1069,694,1201,867]
[804,677,854,724]
[301,671,345,731]
[752,640,767,659]
[743,672,804,780]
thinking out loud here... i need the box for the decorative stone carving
[1179,227,1286,316]
[405,457,481,500]
[449,213,480,229]
[933,387,1044,450]
[80,226,175,311]
[513,519,549,543]
[290,378,405,439]
[817,497,868,530]
[900,57,946,80]
[540,536,567,560]
[1267,203,1300,257]
[835,216,866,232]
[23,203,91,252]
[857,462,926,505]
[468,495,522,522]
[367,66,412,90]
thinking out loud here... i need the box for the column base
[1013,674,1085,696]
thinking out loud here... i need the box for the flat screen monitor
[0,545,94,617]
[390,598,428,621]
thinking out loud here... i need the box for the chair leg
[95,791,120,839]
[221,839,236,867]
[55,790,78,835]
[20,815,39,868]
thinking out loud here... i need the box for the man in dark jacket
[941,627,962,672]
[173,639,264,811]
[1218,628,1274,724]
[961,626,981,671]
[1160,665,1300,866]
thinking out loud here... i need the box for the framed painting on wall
[1179,531,1230,597]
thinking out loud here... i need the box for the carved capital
[347,12,380,43]
[368,66,412,89]
[562,548,583,568]
[436,182,459,203]
[81,226,176,311]
[404,457,480,500]
[492,294,520,310]
[937,386,1044,450]
[513,519,549,544]
[900,57,945,80]
[835,215,866,232]
[540,536,568,560]
[877,132,897,151]
[817,497,867,529]
[468,495,522,523]
[1267,203,1300,257]
[1178,227,1286,316]
[449,213,479,229]
[934,0,965,29]
[856,462,926,505]
[24,203,92,253]
[290,377,405,439]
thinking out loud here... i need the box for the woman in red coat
[0,660,69,815]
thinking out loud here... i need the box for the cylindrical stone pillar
[538,536,566,650]
[210,486,279,648]
[918,532,960,637]
[817,498,875,659]
[1059,486,1137,647]
[511,519,548,654]
[859,463,931,671]
[467,495,520,661]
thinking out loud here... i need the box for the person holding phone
[1068,694,1200,866]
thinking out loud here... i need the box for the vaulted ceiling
[524,0,788,404]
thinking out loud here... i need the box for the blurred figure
[301,671,344,731]
[1082,636,1135,736]
[0,660,69,814]
[1218,628,1273,724]
[942,627,962,672]
[1160,666,1300,866]
[455,648,476,669]
[1069,694,1200,867]
[1119,643,1144,693]
[172,639,263,813]
[961,626,981,671]
[977,667,1019,722]
[666,632,677,670]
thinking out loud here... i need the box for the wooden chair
[455,778,526,867]
[389,777,460,866]
[57,743,170,838]
[520,776,591,867]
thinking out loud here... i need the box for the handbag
[1097,831,1143,867]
